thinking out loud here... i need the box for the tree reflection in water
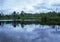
[0,21,24,28]
[11,21,24,29]
[0,22,60,42]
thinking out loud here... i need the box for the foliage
[0,11,60,25]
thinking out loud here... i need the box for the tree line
[0,11,60,25]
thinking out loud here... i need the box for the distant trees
[0,11,60,25]
[12,11,17,20]
[21,11,24,14]
[0,13,1,16]
[12,11,16,15]
[41,16,49,23]
[21,11,24,17]
[0,13,1,19]
[57,12,60,16]
[0,12,3,19]
[20,11,25,21]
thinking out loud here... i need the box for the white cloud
[0,0,60,14]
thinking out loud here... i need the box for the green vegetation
[0,11,60,25]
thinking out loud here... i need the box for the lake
[0,22,60,42]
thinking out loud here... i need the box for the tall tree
[12,11,16,20]
[21,11,24,16]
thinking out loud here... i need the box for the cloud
[33,0,60,12]
[0,0,60,14]
[52,3,60,7]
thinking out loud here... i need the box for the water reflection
[0,22,60,42]
[0,21,24,28]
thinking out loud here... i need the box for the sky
[0,0,60,14]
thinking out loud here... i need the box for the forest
[0,11,60,25]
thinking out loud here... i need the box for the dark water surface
[0,23,60,42]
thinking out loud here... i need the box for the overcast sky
[0,0,60,14]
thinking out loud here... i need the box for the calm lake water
[0,23,60,42]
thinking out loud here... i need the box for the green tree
[12,11,16,20]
